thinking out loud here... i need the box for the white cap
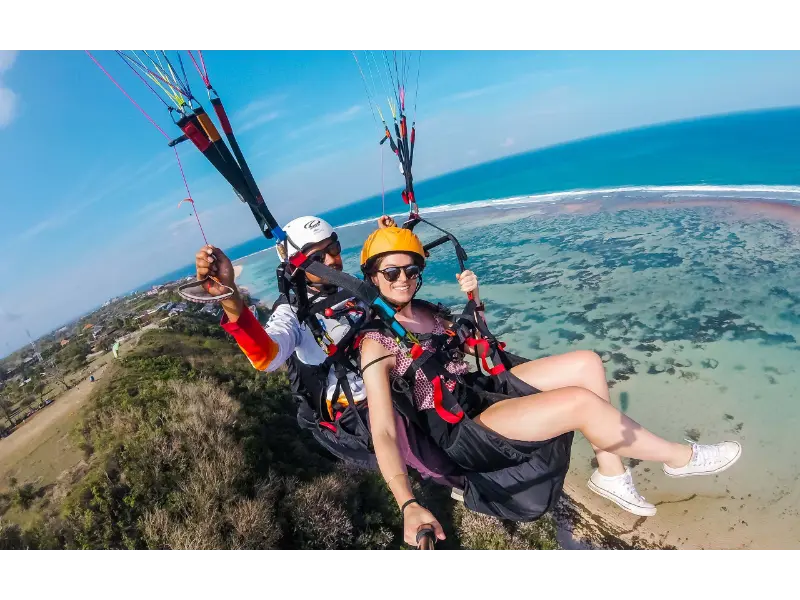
[277,216,335,261]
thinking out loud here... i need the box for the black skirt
[420,370,575,522]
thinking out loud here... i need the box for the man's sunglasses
[305,236,342,263]
[376,264,422,282]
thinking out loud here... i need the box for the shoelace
[684,440,722,468]
[620,471,646,502]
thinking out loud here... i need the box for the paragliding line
[86,51,209,245]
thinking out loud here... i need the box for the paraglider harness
[274,261,378,469]
[351,217,575,521]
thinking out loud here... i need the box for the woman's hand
[195,245,236,296]
[403,503,446,547]
[456,269,479,297]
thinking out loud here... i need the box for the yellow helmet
[360,226,426,272]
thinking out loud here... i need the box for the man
[194,215,463,485]
[194,215,400,467]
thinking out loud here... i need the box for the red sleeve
[220,307,279,370]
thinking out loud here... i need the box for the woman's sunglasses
[377,264,422,282]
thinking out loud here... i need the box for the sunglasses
[376,264,422,282]
[306,238,342,263]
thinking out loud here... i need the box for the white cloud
[445,83,506,102]
[17,218,58,240]
[0,50,19,128]
[326,105,362,124]
[501,137,515,148]
[238,110,282,133]
[287,105,363,139]
[234,94,287,133]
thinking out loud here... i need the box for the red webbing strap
[431,376,463,424]
[466,337,506,375]
[289,252,309,269]
[320,421,337,433]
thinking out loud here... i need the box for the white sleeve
[262,303,304,372]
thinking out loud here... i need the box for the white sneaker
[587,468,657,517]
[451,487,465,503]
[663,440,742,478]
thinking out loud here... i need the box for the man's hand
[195,245,244,320]
[195,245,236,295]
[377,215,397,229]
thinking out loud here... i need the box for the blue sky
[2,50,800,355]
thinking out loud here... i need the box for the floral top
[363,316,470,411]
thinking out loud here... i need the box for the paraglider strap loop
[432,376,464,424]
[391,376,411,394]
[465,337,489,358]
[465,337,506,375]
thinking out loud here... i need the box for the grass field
[0,328,151,527]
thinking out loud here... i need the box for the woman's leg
[494,352,740,517]
[510,350,627,475]
[475,385,693,467]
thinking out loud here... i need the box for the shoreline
[232,185,800,266]
[556,465,797,550]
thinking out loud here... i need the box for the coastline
[557,449,798,550]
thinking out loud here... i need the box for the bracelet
[385,472,407,487]
[401,498,420,515]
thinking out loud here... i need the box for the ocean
[188,107,800,547]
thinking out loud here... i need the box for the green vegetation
[0,311,562,550]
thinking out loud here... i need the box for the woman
[358,226,742,546]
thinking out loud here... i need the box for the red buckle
[326,344,338,356]
[410,343,425,360]
[444,328,456,337]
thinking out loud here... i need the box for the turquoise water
[231,108,800,548]
[143,106,800,289]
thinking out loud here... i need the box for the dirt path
[0,325,159,491]
[0,363,110,490]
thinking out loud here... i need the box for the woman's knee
[572,349,604,370]
[569,350,605,381]
[561,385,604,413]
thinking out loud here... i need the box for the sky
[2,49,800,355]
